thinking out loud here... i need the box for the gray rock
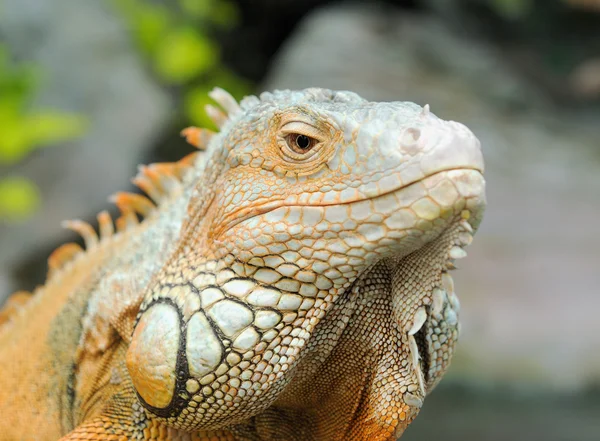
[264,4,600,390]
[0,0,171,299]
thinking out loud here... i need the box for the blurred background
[0,0,599,439]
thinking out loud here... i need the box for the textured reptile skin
[0,88,486,441]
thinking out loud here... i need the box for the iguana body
[0,88,486,441]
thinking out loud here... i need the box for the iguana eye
[285,133,318,154]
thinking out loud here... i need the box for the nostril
[401,128,422,154]
[406,128,421,142]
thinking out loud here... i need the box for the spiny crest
[180,127,215,151]
[46,87,242,278]
[0,291,32,326]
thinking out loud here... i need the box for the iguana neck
[64,157,205,425]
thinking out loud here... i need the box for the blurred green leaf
[24,112,88,147]
[179,0,213,18]
[135,5,172,54]
[0,56,40,109]
[0,118,32,163]
[0,177,41,222]
[110,0,172,54]
[154,28,219,84]
[0,112,87,164]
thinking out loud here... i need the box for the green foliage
[130,3,172,55]
[0,177,40,222]
[0,46,87,222]
[154,28,219,83]
[0,112,87,165]
[112,0,251,124]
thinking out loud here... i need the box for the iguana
[0,88,486,441]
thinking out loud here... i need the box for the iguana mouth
[218,167,484,239]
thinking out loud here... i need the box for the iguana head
[126,88,486,434]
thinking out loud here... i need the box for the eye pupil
[295,135,311,149]
[285,133,318,155]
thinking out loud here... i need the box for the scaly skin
[0,88,486,441]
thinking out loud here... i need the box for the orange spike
[0,291,32,326]
[5,290,31,306]
[150,161,180,177]
[115,210,138,233]
[133,156,195,204]
[48,242,84,274]
[145,168,178,197]
[148,163,183,191]
[97,210,114,240]
[132,167,163,203]
[178,151,198,169]
[62,220,99,249]
[181,126,215,150]
[110,192,155,217]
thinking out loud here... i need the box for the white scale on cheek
[277,293,303,310]
[222,279,256,298]
[232,327,260,351]
[357,223,386,242]
[343,144,357,166]
[254,268,282,284]
[199,287,224,308]
[207,299,253,337]
[186,312,223,377]
[254,310,282,329]
[247,287,281,307]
